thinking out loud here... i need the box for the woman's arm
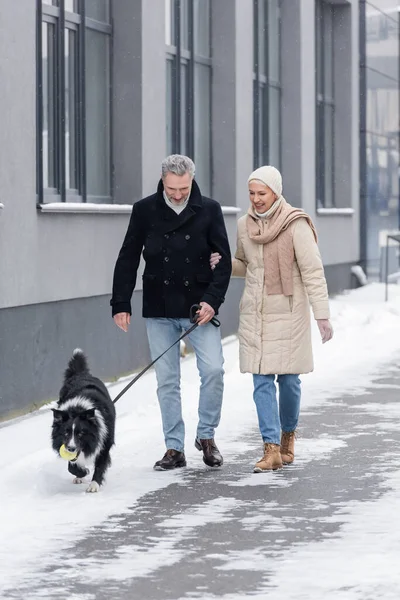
[293,218,330,320]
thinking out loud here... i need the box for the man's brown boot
[280,431,296,464]
[195,438,223,467]
[253,443,283,473]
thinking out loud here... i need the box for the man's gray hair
[161,154,195,179]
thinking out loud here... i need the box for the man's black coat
[111,180,232,318]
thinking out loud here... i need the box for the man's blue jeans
[146,318,224,452]
[253,374,301,444]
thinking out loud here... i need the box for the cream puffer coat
[233,214,330,375]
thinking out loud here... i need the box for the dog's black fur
[51,349,116,492]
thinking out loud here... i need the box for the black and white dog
[51,349,116,493]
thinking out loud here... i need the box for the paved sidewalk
[5,365,400,600]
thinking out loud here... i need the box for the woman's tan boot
[253,443,283,473]
[280,431,296,464]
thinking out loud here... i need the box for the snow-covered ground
[1,282,400,598]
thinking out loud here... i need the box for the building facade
[0,0,363,419]
[360,0,400,279]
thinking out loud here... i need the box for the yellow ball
[59,444,78,461]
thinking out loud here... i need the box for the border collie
[51,349,116,493]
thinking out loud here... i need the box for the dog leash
[112,304,220,404]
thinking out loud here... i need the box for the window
[316,0,335,208]
[253,0,281,170]
[165,0,212,195]
[37,0,112,204]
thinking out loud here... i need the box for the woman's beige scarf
[246,197,317,296]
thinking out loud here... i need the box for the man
[111,155,231,471]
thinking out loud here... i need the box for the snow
[1,282,400,596]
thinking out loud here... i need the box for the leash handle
[190,304,220,328]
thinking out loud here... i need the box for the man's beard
[166,194,189,205]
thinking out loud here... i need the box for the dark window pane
[180,62,188,154]
[268,86,280,168]
[180,0,190,51]
[315,0,323,97]
[253,80,259,167]
[257,0,267,76]
[316,101,325,207]
[260,84,268,165]
[65,28,78,191]
[323,103,334,208]
[323,3,334,101]
[166,59,174,154]
[268,0,280,83]
[42,21,58,189]
[85,30,111,199]
[254,81,268,168]
[315,1,335,207]
[194,0,210,57]
[85,0,110,23]
[253,0,257,72]
[194,64,211,195]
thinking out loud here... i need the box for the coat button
[185,258,190,263]
[184,280,189,286]
[164,279,170,285]
[164,234,169,239]
[185,234,190,240]
[164,256,169,262]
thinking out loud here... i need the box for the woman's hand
[317,319,333,343]
[210,252,222,270]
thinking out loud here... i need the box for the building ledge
[221,206,241,215]
[38,203,133,214]
[317,207,355,216]
[38,203,242,215]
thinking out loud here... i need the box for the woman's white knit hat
[248,166,283,197]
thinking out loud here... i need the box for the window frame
[253,0,282,170]
[36,0,113,205]
[315,0,335,209]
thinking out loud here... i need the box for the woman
[211,166,333,472]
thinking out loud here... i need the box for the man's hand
[317,319,333,344]
[114,312,131,332]
[210,252,222,270]
[196,302,215,325]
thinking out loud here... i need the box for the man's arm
[201,202,232,312]
[110,203,146,317]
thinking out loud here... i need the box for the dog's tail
[65,348,89,379]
